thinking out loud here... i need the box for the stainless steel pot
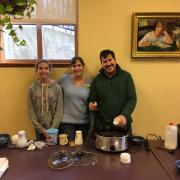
[95,130,128,152]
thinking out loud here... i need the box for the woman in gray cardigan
[58,57,91,143]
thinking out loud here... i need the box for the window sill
[0,60,71,67]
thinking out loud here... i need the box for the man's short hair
[99,49,116,61]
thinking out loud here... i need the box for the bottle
[16,130,28,148]
[164,122,178,150]
[75,130,83,145]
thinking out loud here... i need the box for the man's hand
[113,115,127,127]
[89,102,97,111]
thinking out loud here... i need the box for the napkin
[0,157,9,178]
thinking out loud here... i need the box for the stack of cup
[120,153,131,164]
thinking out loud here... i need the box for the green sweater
[89,65,137,131]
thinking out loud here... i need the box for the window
[42,25,75,60]
[4,25,38,60]
[0,0,77,67]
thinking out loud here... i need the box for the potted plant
[0,0,37,50]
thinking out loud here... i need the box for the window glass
[42,25,75,60]
[0,0,77,66]
[3,25,37,60]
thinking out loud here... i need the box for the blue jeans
[59,123,89,141]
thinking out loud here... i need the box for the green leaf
[30,0,37,6]
[0,29,5,33]
[26,12,31,18]
[20,40,26,46]
[6,23,13,30]
[0,4,5,14]
[15,11,24,16]
[13,36,20,43]
[0,19,5,26]
[9,30,16,36]
[18,25,23,30]
[30,6,34,13]
[6,5,13,13]
[2,16,10,23]
[16,0,27,6]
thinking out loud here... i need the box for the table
[149,140,180,180]
[0,140,169,180]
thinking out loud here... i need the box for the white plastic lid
[46,128,58,134]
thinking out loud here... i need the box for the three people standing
[28,50,137,142]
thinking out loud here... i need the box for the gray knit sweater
[58,74,91,125]
[28,80,63,132]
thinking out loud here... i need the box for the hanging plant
[0,0,37,50]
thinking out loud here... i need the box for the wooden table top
[149,140,180,180]
[0,139,169,180]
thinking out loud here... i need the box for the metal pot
[95,130,128,152]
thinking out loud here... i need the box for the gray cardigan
[58,74,91,125]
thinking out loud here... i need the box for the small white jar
[75,130,83,145]
[120,153,131,164]
[16,130,28,148]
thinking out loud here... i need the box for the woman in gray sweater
[28,60,63,141]
[58,57,91,143]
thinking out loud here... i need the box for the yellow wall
[1,0,180,139]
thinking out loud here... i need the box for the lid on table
[48,150,97,169]
[48,150,75,169]
[72,151,97,167]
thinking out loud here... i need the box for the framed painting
[132,12,180,58]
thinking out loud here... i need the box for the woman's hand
[40,128,51,142]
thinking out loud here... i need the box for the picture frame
[132,12,180,58]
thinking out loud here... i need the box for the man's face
[101,54,116,76]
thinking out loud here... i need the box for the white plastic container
[164,122,178,150]
[120,153,131,164]
[75,130,83,145]
[46,128,58,145]
[16,130,28,148]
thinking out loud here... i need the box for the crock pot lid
[48,150,75,169]
[48,150,98,169]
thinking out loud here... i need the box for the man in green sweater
[89,49,137,133]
